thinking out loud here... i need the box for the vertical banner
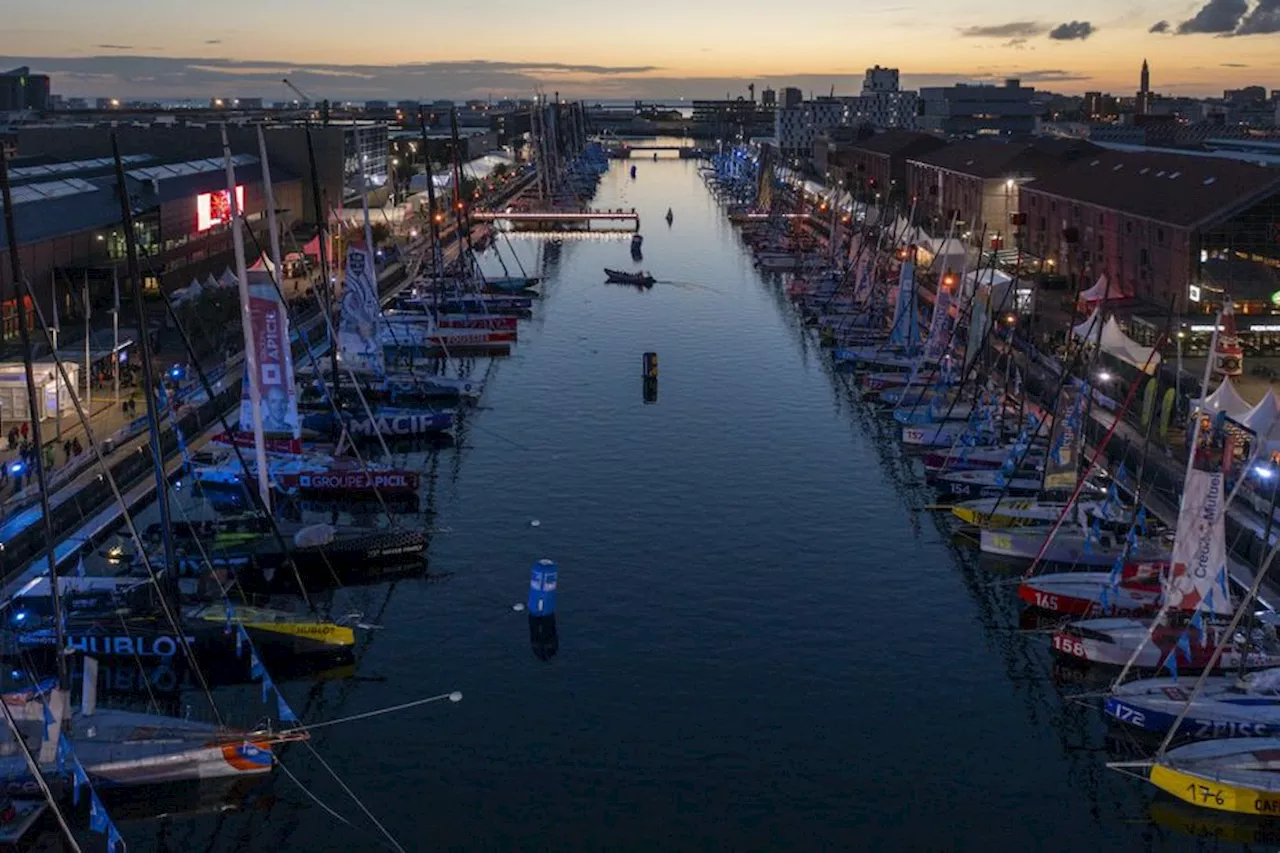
[1042,386,1084,492]
[924,288,952,361]
[338,243,385,375]
[239,271,300,451]
[963,284,991,371]
[889,261,917,350]
[1167,420,1232,616]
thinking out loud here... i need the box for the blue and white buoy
[527,559,558,616]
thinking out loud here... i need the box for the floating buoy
[530,519,541,528]
[512,603,526,612]
[527,559,558,616]
[449,691,463,702]
[642,352,658,378]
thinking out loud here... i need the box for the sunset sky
[2,0,1277,101]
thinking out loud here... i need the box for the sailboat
[1051,411,1278,671]
[0,141,302,810]
[0,669,303,791]
[191,261,422,498]
[1105,667,1280,739]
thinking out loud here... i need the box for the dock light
[9,462,24,476]
[1005,313,1017,325]
[1097,370,1113,382]
[943,274,956,287]
[1256,465,1276,479]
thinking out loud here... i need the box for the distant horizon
[4,0,1279,103]
[2,55,1276,105]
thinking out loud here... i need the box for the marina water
[117,153,1244,851]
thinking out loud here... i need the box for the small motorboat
[631,234,644,259]
[665,207,674,225]
[604,268,655,287]
[630,165,637,179]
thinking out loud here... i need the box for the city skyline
[3,0,1279,101]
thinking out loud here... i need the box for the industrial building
[0,152,304,343]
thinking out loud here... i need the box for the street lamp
[1176,328,1186,404]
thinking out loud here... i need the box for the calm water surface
[110,157,1256,852]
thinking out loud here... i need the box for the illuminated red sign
[196,186,245,232]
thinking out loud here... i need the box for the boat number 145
[1186,783,1225,806]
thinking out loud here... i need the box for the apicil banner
[239,271,300,447]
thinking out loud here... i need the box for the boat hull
[1149,739,1280,816]
[1105,677,1280,739]
[1051,618,1280,671]
[1017,572,1160,616]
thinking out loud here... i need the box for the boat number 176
[1186,783,1225,806]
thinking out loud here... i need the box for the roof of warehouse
[1021,148,1280,228]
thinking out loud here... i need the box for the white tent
[1078,274,1121,303]
[216,267,238,289]
[1071,310,1162,374]
[248,252,278,276]
[1239,387,1280,436]
[170,278,203,307]
[961,267,1013,304]
[1194,378,1253,421]
[203,274,221,292]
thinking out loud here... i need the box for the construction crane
[282,77,329,125]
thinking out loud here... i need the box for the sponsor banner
[1042,386,1084,492]
[239,272,300,440]
[281,470,420,493]
[964,284,991,371]
[924,288,952,360]
[1167,464,1231,615]
[339,243,386,374]
[889,262,917,349]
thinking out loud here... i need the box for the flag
[89,792,108,833]
[277,692,299,724]
[75,557,86,578]
[261,672,274,703]
[1163,653,1178,682]
[1136,506,1147,534]
[107,825,124,853]
[1099,586,1111,612]
[1190,608,1205,643]
[249,650,264,681]
[72,761,89,806]
[1176,632,1192,662]
[225,606,234,637]
[55,735,68,775]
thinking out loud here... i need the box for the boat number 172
[1186,783,1225,806]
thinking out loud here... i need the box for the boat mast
[0,151,71,697]
[222,124,272,510]
[301,120,340,407]
[110,134,183,609]
[449,109,476,273]
[417,108,445,280]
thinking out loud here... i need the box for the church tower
[1137,59,1151,114]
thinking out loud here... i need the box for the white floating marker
[513,603,526,612]
[449,692,463,703]
[530,519,541,528]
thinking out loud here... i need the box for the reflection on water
[81,154,1264,852]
